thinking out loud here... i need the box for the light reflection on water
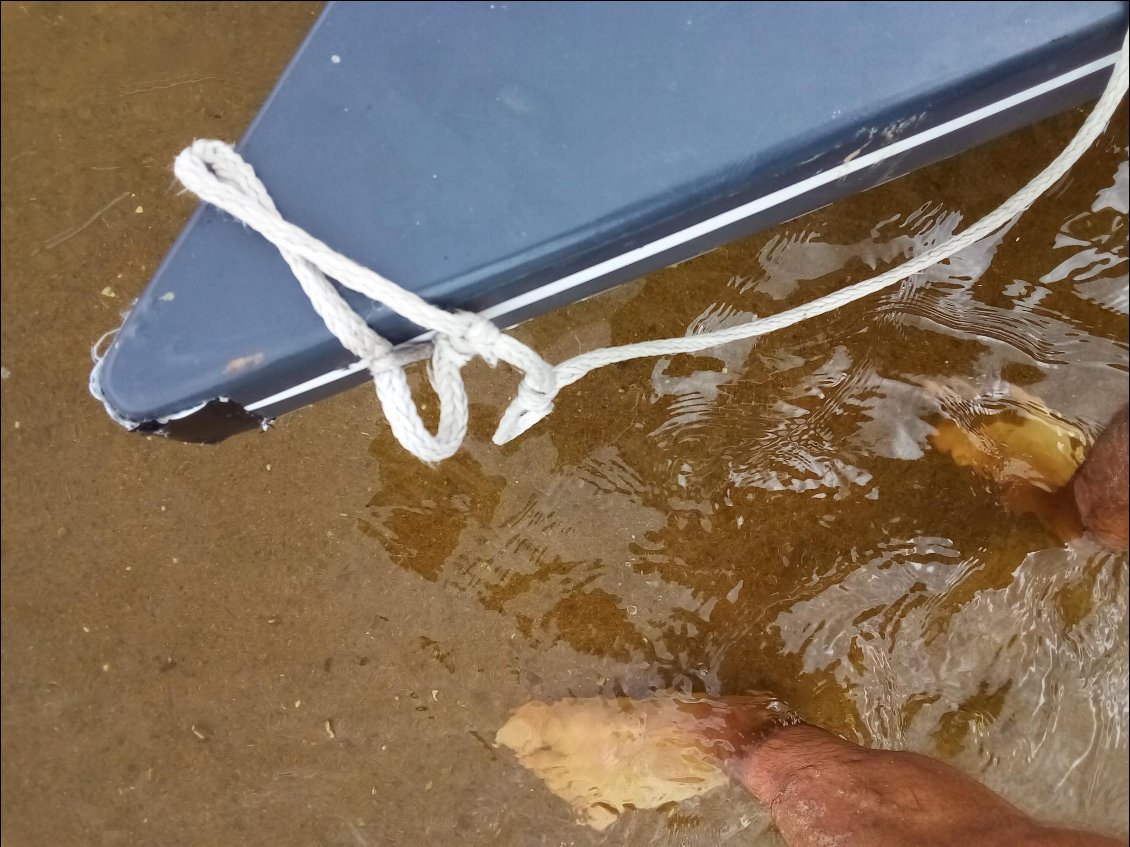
[360,112,1127,843]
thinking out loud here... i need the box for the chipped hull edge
[90,341,268,444]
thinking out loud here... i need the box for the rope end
[492,407,552,445]
[493,378,557,444]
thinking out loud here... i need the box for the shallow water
[1,4,1127,846]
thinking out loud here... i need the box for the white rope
[175,140,555,462]
[175,32,1128,462]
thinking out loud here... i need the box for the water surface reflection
[358,110,1128,842]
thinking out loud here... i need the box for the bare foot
[928,393,1128,550]
[1069,404,1129,550]
[728,724,1124,847]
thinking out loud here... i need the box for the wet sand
[2,4,1127,846]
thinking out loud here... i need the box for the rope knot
[443,311,504,366]
[515,377,555,416]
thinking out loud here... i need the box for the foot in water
[498,692,1123,845]
[497,399,1128,840]
[726,402,1129,846]
[930,396,1128,550]
[727,722,1123,847]
[1067,404,1129,550]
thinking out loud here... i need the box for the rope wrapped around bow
[172,31,1128,462]
[175,140,558,461]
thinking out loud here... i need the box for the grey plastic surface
[95,0,1128,432]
